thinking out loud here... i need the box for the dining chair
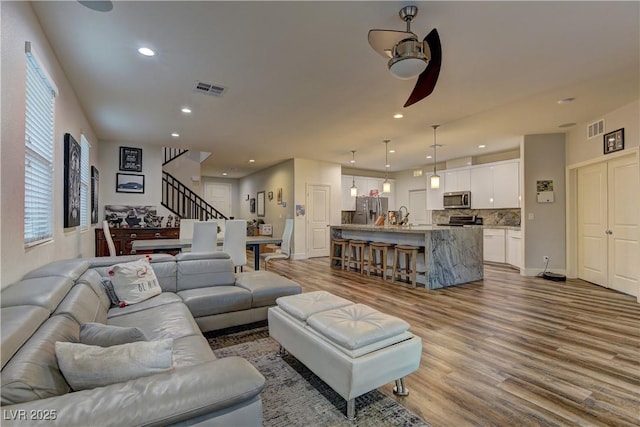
[190,221,218,253]
[102,220,117,256]
[261,218,293,270]
[223,220,247,272]
[179,219,198,239]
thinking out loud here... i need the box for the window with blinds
[24,42,57,246]
[80,135,91,230]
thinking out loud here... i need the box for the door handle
[605,229,613,235]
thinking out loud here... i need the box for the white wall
[98,141,172,221]
[1,2,100,286]
[163,150,201,195]
[393,168,429,221]
[293,159,342,259]
[522,133,566,274]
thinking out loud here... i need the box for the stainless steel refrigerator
[353,197,389,225]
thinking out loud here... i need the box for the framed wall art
[116,173,145,194]
[63,133,81,228]
[91,166,99,224]
[119,146,142,172]
[603,128,624,155]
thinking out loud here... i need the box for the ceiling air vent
[193,81,226,97]
[587,119,605,139]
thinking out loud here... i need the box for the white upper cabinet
[341,176,356,210]
[470,160,520,209]
[444,168,471,193]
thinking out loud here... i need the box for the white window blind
[80,135,91,230]
[24,42,57,246]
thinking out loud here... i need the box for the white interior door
[578,155,639,297]
[203,182,232,218]
[409,189,427,225]
[578,162,608,286]
[307,184,330,258]
[607,155,639,296]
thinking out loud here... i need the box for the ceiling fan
[368,5,441,108]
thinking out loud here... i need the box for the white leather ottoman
[268,291,422,420]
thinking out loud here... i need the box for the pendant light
[430,125,441,189]
[349,150,358,197]
[382,140,391,193]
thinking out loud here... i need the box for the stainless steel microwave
[443,191,471,209]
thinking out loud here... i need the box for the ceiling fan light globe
[389,57,428,79]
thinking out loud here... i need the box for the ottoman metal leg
[277,345,288,357]
[346,398,356,421]
[393,378,409,396]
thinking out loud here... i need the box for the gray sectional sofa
[0,252,301,426]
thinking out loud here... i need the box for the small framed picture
[603,128,624,155]
[116,173,145,194]
[268,191,273,201]
[119,146,142,172]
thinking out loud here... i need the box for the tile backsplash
[432,208,521,226]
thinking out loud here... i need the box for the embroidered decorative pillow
[108,257,161,305]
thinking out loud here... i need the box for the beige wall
[566,100,639,166]
[1,2,100,286]
[163,150,202,196]
[522,134,566,275]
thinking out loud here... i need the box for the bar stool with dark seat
[346,240,368,275]
[392,244,422,288]
[367,242,394,280]
[330,237,349,269]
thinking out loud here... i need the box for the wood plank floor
[254,257,640,427]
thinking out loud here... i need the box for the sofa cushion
[21,259,89,281]
[177,286,251,318]
[176,252,236,290]
[0,276,74,312]
[107,292,183,319]
[76,269,112,311]
[54,283,108,325]
[108,258,162,305]
[108,301,201,341]
[1,306,49,369]
[80,322,147,347]
[55,339,173,391]
[171,335,217,368]
[276,290,353,322]
[235,271,301,308]
[1,316,78,405]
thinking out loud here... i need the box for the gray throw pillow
[80,322,147,347]
[55,339,174,391]
[100,278,120,306]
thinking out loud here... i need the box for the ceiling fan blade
[368,29,415,58]
[404,28,442,108]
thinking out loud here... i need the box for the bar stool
[368,242,394,280]
[330,238,349,270]
[346,240,368,275]
[392,245,421,288]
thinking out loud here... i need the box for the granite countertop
[481,225,521,230]
[331,224,481,233]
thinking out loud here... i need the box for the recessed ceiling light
[426,155,432,159]
[393,113,403,119]
[385,164,391,168]
[181,107,192,113]
[478,144,486,148]
[222,172,228,176]
[248,159,255,163]
[557,97,575,104]
[559,122,576,128]
[138,47,155,57]
[171,133,179,138]
[389,149,396,153]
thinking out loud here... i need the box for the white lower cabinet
[506,229,522,269]
[483,228,506,263]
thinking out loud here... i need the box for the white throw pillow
[108,257,161,305]
[55,339,173,391]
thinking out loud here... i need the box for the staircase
[161,148,227,220]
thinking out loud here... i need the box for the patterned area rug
[205,322,429,427]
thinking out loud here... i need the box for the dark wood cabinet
[95,227,179,256]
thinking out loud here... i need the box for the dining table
[130,235,282,271]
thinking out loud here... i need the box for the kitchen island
[332,224,483,289]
